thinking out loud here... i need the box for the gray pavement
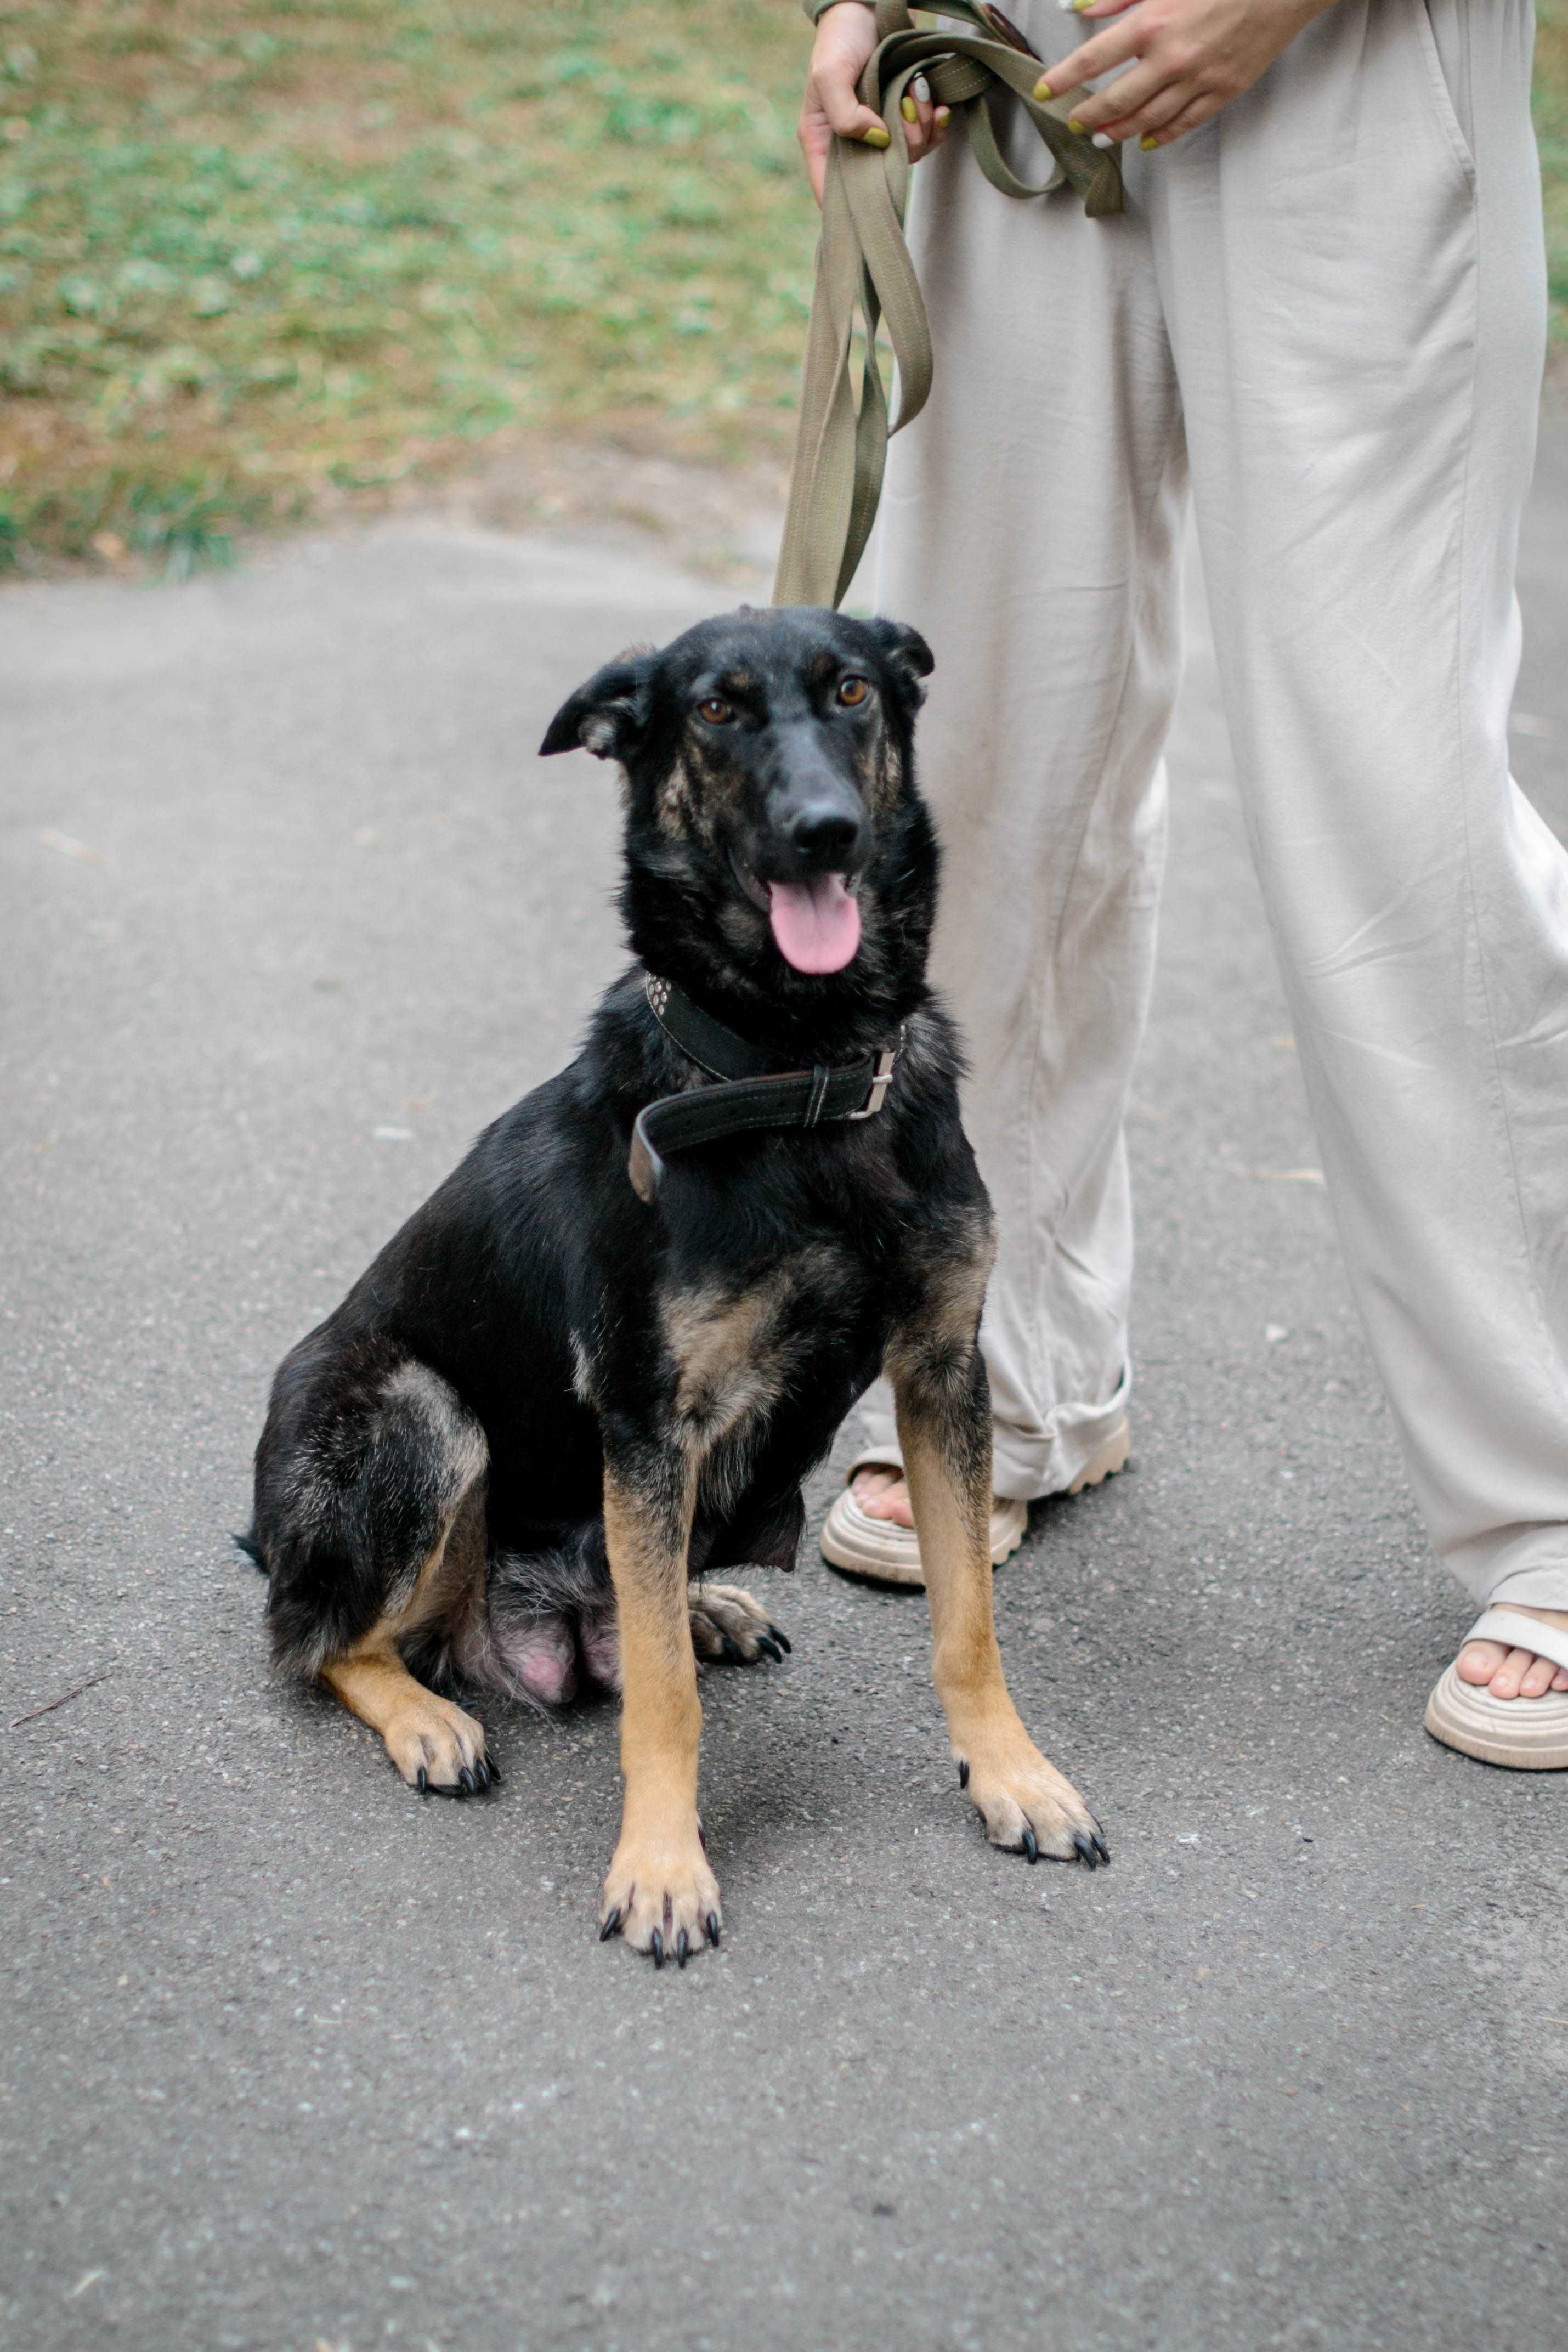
[3,431,1567,2352]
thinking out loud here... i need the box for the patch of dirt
[400,423,790,592]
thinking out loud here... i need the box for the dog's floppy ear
[539,649,656,762]
[863,617,935,711]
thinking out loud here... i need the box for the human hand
[798,1,950,206]
[1039,0,1336,151]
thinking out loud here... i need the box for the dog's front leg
[890,1274,1109,1870]
[598,1440,721,1964]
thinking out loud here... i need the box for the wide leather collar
[628,971,899,1202]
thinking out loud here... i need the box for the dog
[242,603,1107,1965]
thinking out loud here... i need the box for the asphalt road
[3,429,1567,2352]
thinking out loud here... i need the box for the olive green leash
[774,0,1123,613]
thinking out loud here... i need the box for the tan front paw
[956,1728,1108,1868]
[598,1824,722,1967]
[384,1694,493,1796]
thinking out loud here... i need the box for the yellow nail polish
[1067,116,1086,134]
[862,123,891,149]
[900,95,918,122]
[1033,76,1054,101]
[1140,134,1158,151]
[935,105,950,125]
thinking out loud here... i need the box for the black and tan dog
[243,604,1107,1964]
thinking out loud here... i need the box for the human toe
[1488,1646,1536,1699]
[1518,1649,1561,1699]
[1456,1639,1506,1687]
[852,1468,915,1528]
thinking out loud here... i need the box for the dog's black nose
[788,801,862,869]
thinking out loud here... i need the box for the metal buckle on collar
[847,1043,897,1121]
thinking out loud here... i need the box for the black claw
[415,1766,428,1794]
[599,1907,622,1942]
[1021,1826,1039,1864]
[768,1625,792,1654]
[756,1636,784,1664]
[705,1912,721,1948]
[1072,1829,1100,1869]
[676,1929,690,1969]
[486,1757,502,1786]
[650,1929,665,1970]
[457,1766,475,1795]
[472,1760,489,1792]
[957,1759,970,1790]
[720,1635,745,1664]
[1090,1832,1111,1866]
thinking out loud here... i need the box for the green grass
[0,1,1565,573]
[0,0,818,568]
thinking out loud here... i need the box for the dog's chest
[658,1238,882,1452]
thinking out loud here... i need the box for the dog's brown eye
[837,675,870,708]
[697,697,732,726]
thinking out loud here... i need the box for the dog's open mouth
[767,874,862,974]
[735,860,863,975]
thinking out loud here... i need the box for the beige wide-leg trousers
[853,0,1568,1609]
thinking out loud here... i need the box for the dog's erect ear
[539,650,656,762]
[863,617,935,711]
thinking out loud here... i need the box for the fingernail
[861,123,891,148]
[1140,133,1158,151]
[1091,132,1114,149]
[901,95,918,122]
[1067,116,1086,132]
[912,74,930,103]
[935,105,950,125]
[1034,77,1055,100]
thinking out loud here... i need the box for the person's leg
[1146,0,1568,1701]
[847,0,1186,1534]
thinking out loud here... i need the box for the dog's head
[540,607,935,1001]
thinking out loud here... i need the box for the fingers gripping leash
[777,0,1123,611]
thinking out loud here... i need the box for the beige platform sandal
[1424,1608,1568,1769]
[820,1422,1130,1590]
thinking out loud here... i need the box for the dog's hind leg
[888,1236,1108,1870]
[574,1585,790,1694]
[689,1585,790,1667]
[322,1641,491,1795]
[268,1361,495,1794]
[596,1444,721,1965]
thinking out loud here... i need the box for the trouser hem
[1483,1564,1568,1612]
[853,1362,1132,1505]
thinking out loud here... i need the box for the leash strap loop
[775,2,1122,612]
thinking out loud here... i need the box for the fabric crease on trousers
[851,0,1568,1612]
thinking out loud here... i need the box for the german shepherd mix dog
[245,605,1107,1965]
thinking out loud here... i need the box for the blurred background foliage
[0,0,1564,572]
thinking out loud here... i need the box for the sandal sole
[1424,1662,1568,1770]
[820,1422,1129,1587]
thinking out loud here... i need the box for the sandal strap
[1467,1608,1568,1676]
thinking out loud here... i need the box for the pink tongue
[767,874,862,974]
